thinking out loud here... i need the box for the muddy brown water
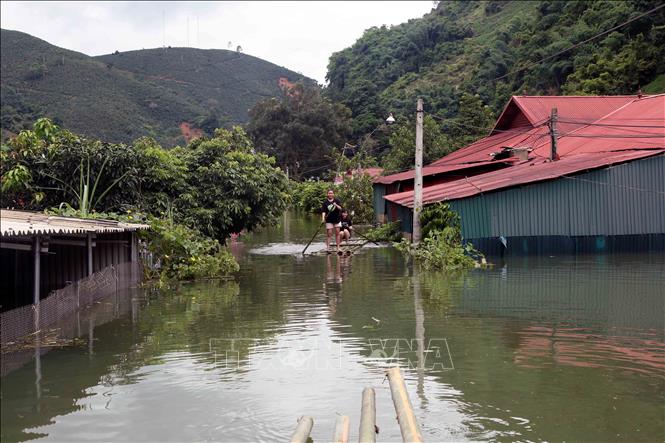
[1,212,664,442]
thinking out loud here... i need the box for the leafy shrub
[289,179,330,214]
[364,221,402,242]
[395,203,483,271]
[420,202,462,241]
[143,218,239,281]
[395,228,478,271]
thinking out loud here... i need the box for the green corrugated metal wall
[449,155,665,239]
[373,184,386,223]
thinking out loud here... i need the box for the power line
[491,3,665,82]
[427,111,551,135]
[562,134,665,139]
[558,120,665,129]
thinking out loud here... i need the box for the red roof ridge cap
[514,95,639,98]
[634,93,665,100]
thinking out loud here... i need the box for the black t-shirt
[341,217,352,230]
[322,198,342,223]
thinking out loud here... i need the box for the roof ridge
[513,95,640,98]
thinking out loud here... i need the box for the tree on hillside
[247,83,352,179]
[439,93,495,151]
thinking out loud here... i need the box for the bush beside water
[363,221,402,242]
[395,203,483,271]
[143,219,239,281]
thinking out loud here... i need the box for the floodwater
[1,212,664,442]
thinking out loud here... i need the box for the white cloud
[1,1,434,83]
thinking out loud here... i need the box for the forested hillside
[1,29,309,145]
[326,1,665,135]
[95,48,314,133]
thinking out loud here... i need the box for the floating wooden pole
[387,367,424,443]
[332,415,350,443]
[289,416,314,443]
[359,387,377,443]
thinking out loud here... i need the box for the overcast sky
[1,1,434,84]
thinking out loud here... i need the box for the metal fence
[1,261,142,346]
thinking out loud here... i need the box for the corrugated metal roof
[0,210,150,237]
[430,129,545,166]
[381,94,664,207]
[547,94,665,156]
[506,95,636,129]
[376,95,658,186]
[440,95,663,164]
[385,150,665,208]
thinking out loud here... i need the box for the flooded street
[1,212,664,442]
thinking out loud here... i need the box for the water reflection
[1,213,664,442]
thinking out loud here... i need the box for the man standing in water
[321,189,343,254]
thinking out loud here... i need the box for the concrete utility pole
[549,107,558,161]
[413,98,424,245]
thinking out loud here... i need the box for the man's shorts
[326,222,342,229]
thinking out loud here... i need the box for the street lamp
[386,113,396,125]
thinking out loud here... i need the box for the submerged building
[0,210,149,344]
[374,94,665,254]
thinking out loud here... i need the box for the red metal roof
[430,128,545,166]
[377,95,663,197]
[540,94,665,157]
[385,150,664,208]
[498,95,636,131]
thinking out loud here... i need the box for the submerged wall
[382,155,665,254]
[450,155,664,254]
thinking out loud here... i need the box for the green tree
[382,114,450,173]
[247,83,352,179]
[440,93,496,151]
[181,126,290,242]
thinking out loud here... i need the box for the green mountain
[325,1,665,134]
[1,29,311,145]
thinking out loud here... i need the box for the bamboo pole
[289,416,314,443]
[387,367,424,442]
[332,415,350,443]
[302,223,323,254]
[359,387,377,443]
